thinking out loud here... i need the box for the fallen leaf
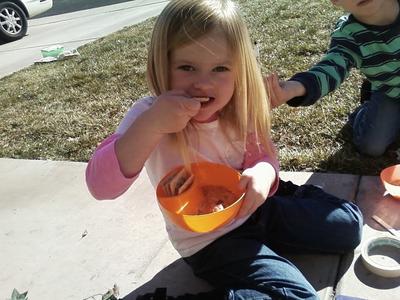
[10,289,28,300]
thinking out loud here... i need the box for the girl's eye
[213,66,230,72]
[178,65,195,71]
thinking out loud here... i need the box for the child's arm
[86,133,135,200]
[267,29,360,108]
[266,72,306,108]
[115,90,201,176]
[86,92,201,200]
[237,161,277,218]
[237,135,279,218]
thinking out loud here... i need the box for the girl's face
[169,28,235,123]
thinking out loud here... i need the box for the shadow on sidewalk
[317,124,400,176]
[122,258,211,299]
[353,256,400,289]
[123,253,355,299]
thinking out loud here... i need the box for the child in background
[86,0,362,299]
[267,0,400,157]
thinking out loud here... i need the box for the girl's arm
[85,98,162,200]
[115,90,201,176]
[237,134,279,218]
[85,115,163,200]
[86,92,201,200]
[115,109,164,177]
[85,133,136,200]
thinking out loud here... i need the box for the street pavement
[0,0,169,78]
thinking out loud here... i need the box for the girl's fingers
[161,91,200,116]
[237,191,258,219]
[238,174,250,190]
[237,196,251,218]
[237,175,253,218]
[181,98,201,116]
[155,92,200,131]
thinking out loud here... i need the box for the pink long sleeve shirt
[86,97,279,257]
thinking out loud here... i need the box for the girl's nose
[192,74,214,90]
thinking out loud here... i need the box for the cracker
[169,167,189,195]
[212,203,225,212]
[177,174,194,195]
[192,97,210,102]
[202,185,237,207]
[197,185,237,214]
[161,168,181,196]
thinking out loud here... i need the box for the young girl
[86,0,362,299]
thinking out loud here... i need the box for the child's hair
[147,0,273,163]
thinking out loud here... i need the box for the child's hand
[148,90,201,134]
[265,73,306,108]
[237,162,276,218]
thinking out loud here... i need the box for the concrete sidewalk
[0,158,399,299]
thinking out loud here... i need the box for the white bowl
[361,236,400,278]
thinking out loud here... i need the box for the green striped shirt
[288,10,400,106]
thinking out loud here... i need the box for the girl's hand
[147,90,201,134]
[237,162,276,218]
[265,73,306,108]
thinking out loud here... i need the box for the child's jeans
[351,90,400,157]
[184,181,363,300]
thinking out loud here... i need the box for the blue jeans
[184,181,363,300]
[351,90,400,157]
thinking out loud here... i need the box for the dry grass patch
[0,0,399,174]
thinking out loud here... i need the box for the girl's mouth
[193,96,215,107]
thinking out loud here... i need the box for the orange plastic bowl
[380,164,400,200]
[156,162,245,233]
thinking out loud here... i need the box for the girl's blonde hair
[147,0,273,163]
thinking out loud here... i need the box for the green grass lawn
[1,0,399,175]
